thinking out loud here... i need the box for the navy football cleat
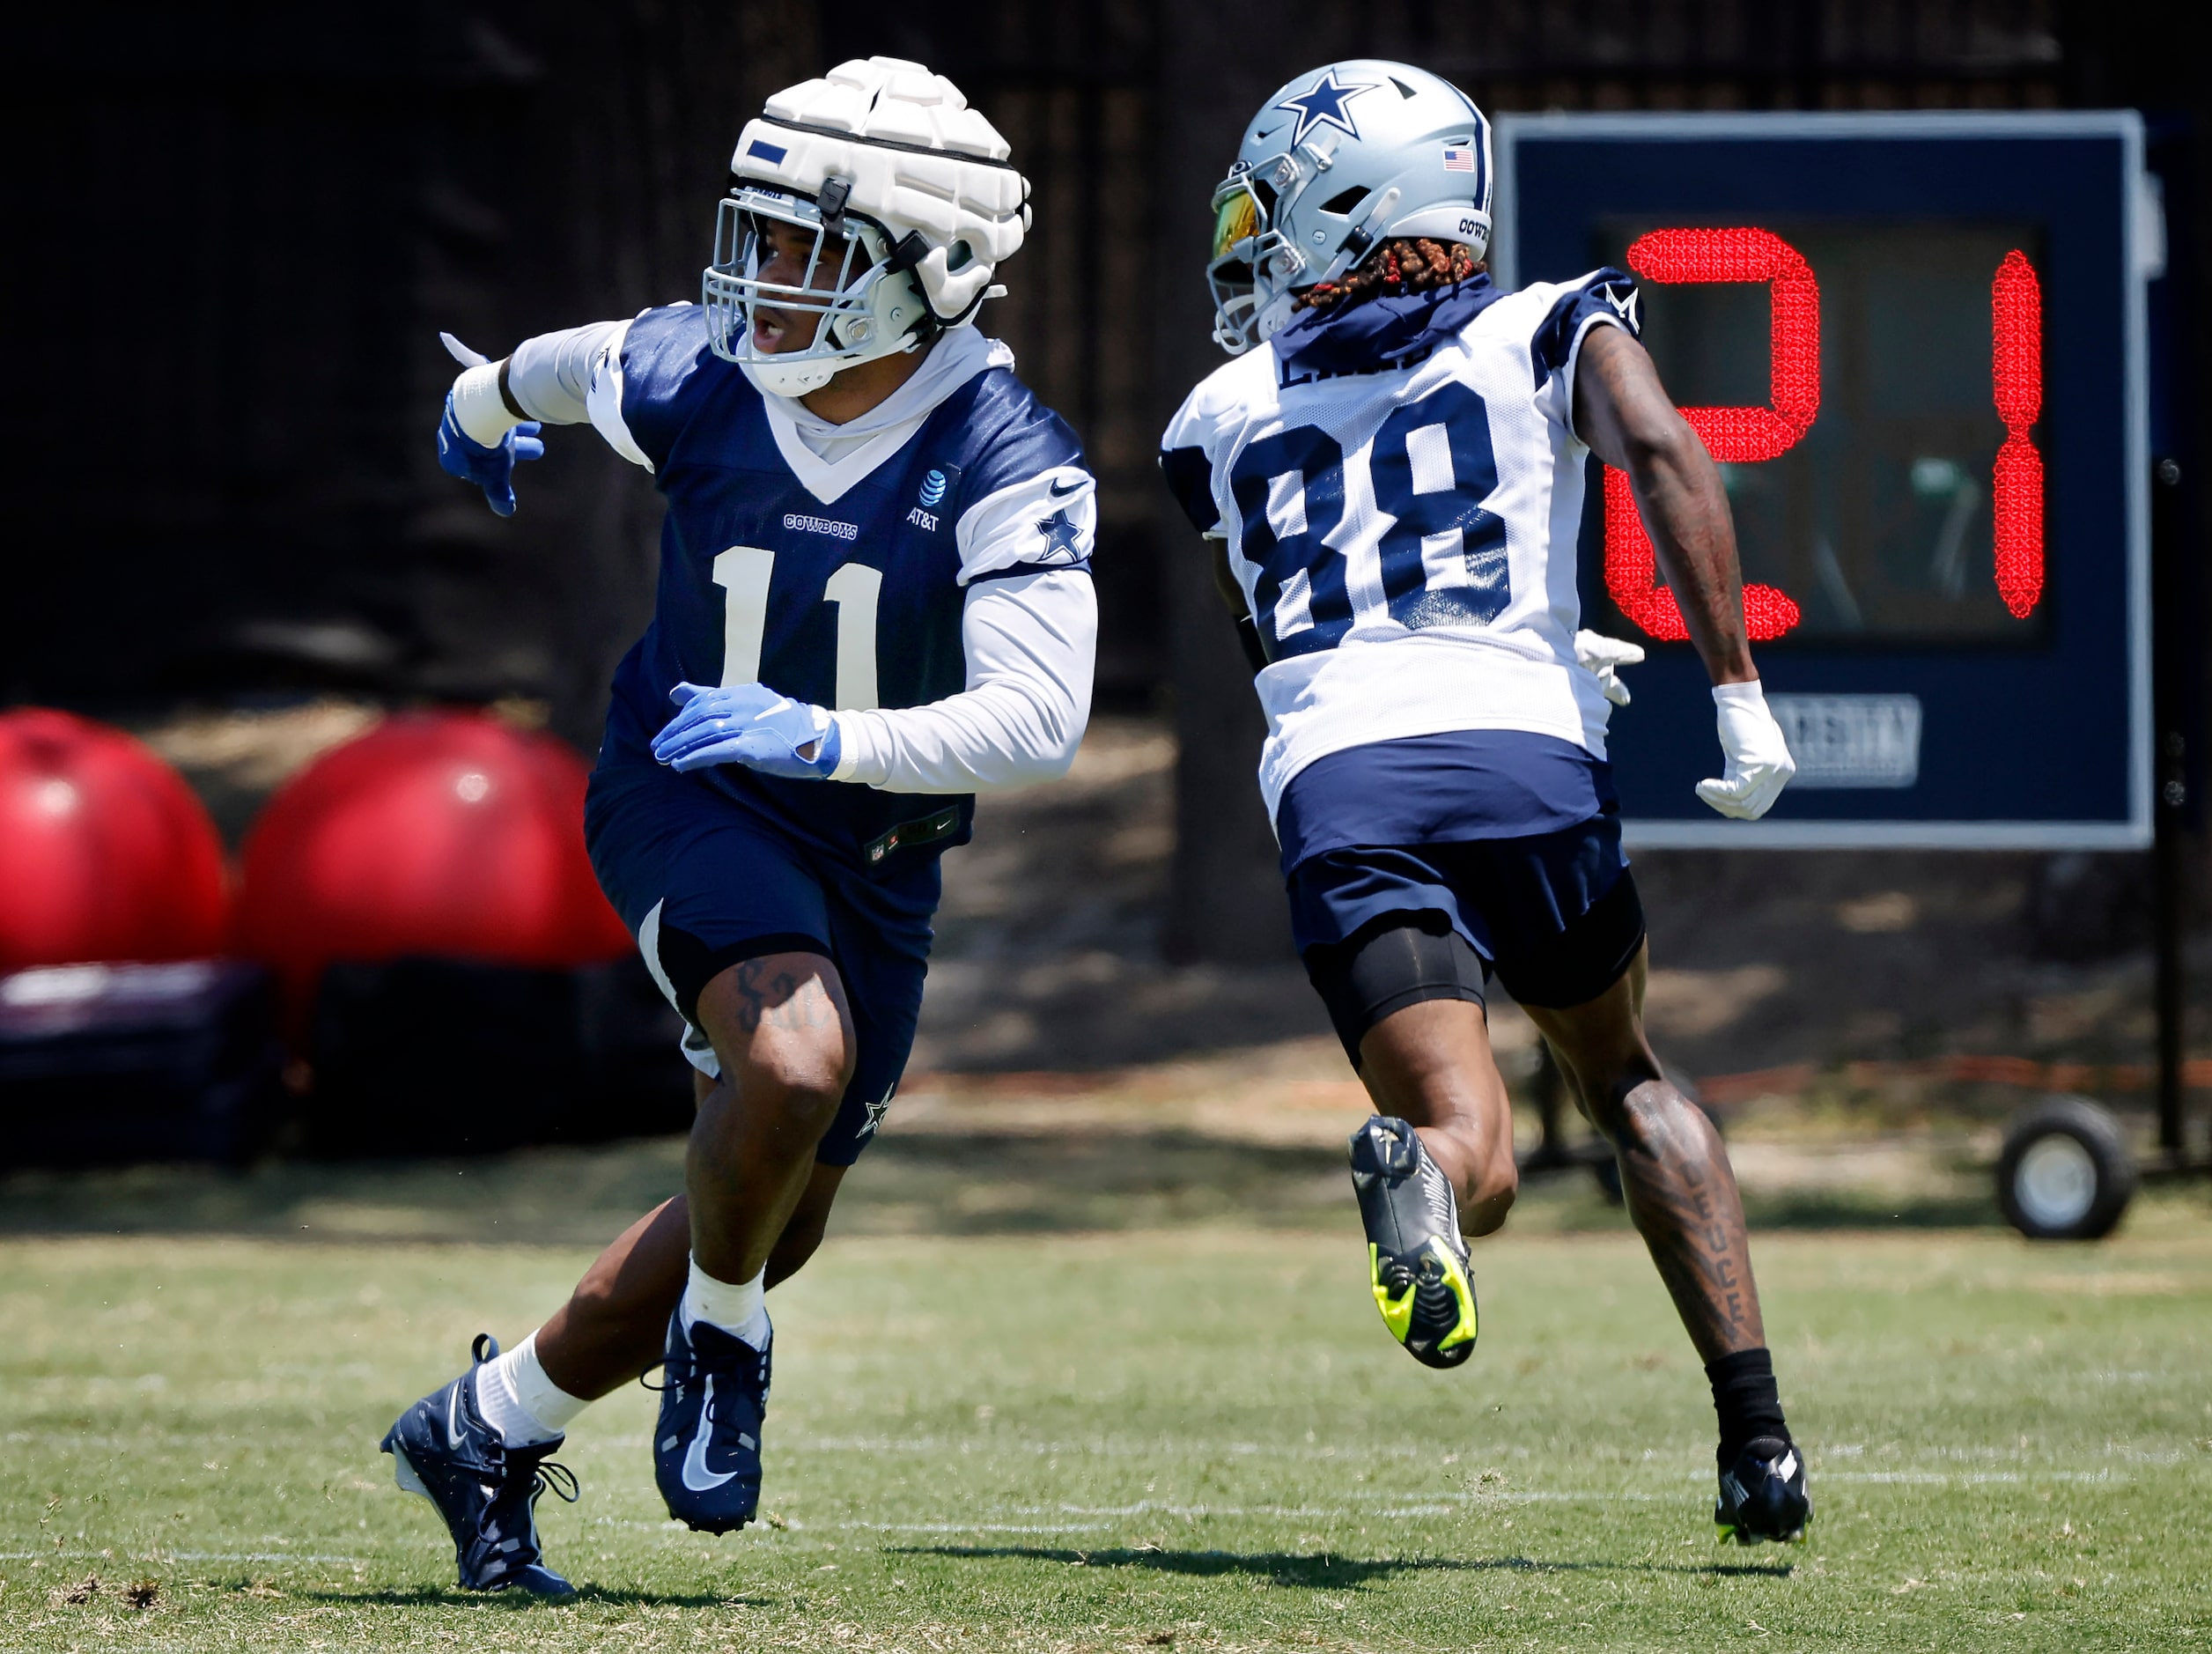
[1349,1116,1478,1370]
[649,1310,771,1534]
[380,1334,579,1594]
[1716,1436,1812,1545]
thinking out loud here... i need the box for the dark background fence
[8,0,2204,963]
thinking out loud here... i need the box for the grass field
[2,1177,2208,1652]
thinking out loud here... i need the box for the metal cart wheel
[1995,1096,2138,1241]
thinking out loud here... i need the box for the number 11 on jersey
[712,547,882,710]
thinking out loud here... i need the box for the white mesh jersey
[1160,270,1640,821]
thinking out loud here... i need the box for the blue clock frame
[1495,112,2155,848]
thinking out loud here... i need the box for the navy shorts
[584,763,938,1166]
[1287,812,1643,1013]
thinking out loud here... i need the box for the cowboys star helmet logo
[1276,68,1376,147]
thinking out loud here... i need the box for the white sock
[475,1331,589,1447]
[681,1257,771,1349]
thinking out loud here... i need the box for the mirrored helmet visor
[1211,180,1265,264]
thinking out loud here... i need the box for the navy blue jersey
[600,305,1088,873]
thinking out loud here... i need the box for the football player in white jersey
[1161,61,1809,1544]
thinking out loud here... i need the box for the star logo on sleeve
[1033,506,1085,565]
[1275,68,1377,147]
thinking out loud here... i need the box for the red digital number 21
[1598,227,2046,640]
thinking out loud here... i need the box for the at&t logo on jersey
[909,463,960,531]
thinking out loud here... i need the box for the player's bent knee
[734,1042,851,1133]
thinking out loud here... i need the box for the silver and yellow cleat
[1348,1117,1478,1369]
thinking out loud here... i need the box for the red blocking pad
[0,708,230,971]
[234,711,633,1024]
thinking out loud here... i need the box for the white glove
[1697,681,1795,820]
[1573,630,1646,707]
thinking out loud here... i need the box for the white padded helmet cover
[733,56,1030,325]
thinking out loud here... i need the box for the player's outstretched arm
[435,320,641,514]
[1573,324,1794,819]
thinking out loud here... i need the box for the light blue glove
[437,393,543,517]
[651,682,842,779]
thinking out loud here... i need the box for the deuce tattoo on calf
[1610,1081,1765,1359]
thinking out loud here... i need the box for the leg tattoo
[726,956,841,1035]
[1609,1079,1764,1361]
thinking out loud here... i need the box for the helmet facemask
[1207,161,1308,355]
[704,181,933,395]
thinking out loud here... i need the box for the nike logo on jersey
[1049,476,1083,498]
[680,1376,738,1491]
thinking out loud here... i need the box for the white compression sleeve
[503,319,628,425]
[830,569,1096,794]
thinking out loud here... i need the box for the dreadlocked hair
[1294,238,1480,314]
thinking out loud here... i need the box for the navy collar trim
[1271,272,1504,386]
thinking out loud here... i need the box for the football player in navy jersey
[380,57,1099,1592]
[1161,62,1810,1544]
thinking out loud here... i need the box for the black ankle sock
[1706,1347,1789,1465]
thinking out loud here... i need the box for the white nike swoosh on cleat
[447,1382,465,1446]
[680,1376,738,1492]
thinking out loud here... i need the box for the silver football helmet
[1207,60,1493,355]
[704,56,1031,395]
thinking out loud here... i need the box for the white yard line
[0,1549,366,1566]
